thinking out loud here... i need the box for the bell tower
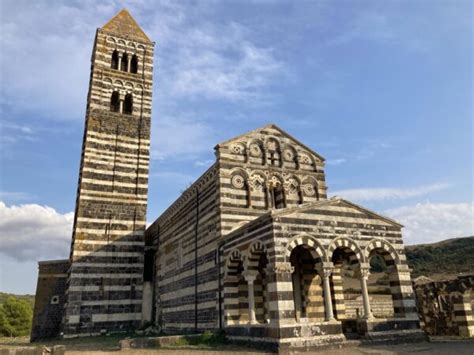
[62,9,154,336]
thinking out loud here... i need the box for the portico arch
[287,235,326,322]
[223,249,247,325]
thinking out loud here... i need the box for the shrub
[0,297,33,337]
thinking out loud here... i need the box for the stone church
[31,9,424,348]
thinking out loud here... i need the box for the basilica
[31,9,423,349]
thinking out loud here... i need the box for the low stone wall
[344,295,394,319]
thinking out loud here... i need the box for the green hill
[405,236,474,279]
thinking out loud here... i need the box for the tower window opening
[123,94,133,115]
[121,53,128,72]
[111,50,119,70]
[110,91,120,112]
[130,55,138,73]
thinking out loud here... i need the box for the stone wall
[31,260,69,341]
[414,275,473,337]
[145,165,221,333]
[344,295,394,319]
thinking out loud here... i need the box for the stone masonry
[31,260,69,341]
[414,275,474,337]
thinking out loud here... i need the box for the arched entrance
[367,248,397,319]
[289,243,325,322]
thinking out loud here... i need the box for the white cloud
[331,183,451,202]
[0,201,73,262]
[0,1,283,122]
[385,202,474,245]
[150,116,216,161]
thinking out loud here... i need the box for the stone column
[127,54,132,72]
[119,99,124,114]
[117,53,123,71]
[243,271,258,324]
[359,265,374,319]
[321,262,335,321]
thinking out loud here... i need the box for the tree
[0,297,32,337]
[370,254,387,273]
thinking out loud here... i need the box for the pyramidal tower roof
[101,8,152,43]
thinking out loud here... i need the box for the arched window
[110,91,120,112]
[111,50,119,70]
[121,53,128,72]
[123,94,133,115]
[130,55,138,73]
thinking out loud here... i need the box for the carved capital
[359,267,370,279]
[266,262,294,275]
[242,270,258,282]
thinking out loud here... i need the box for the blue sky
[0,0,472,294]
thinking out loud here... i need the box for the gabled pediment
[216,123,325,165]
[272,197,403,227]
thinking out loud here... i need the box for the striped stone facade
[145,124,423,347]
[60,10,154,336]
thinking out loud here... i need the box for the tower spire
[102,8,152,43]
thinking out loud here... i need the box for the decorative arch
[229,168,249,206]
[282,144,299,169]
[284,175,303,205]
[327,237,364,263]
[285,233,326,263]
[245,241,267,272]
[299,151,317,172]
[248,171,267,209]
[265,137,282,167]
[365,238,401,265]
[247,139,265,165]
[113,79,124,88]
[301,176,319,201]
[225,249,243,278]
[230,142,246,156]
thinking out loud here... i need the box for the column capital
[359,263,371,279]
[242,270,258,282]
[266,262,294,275]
